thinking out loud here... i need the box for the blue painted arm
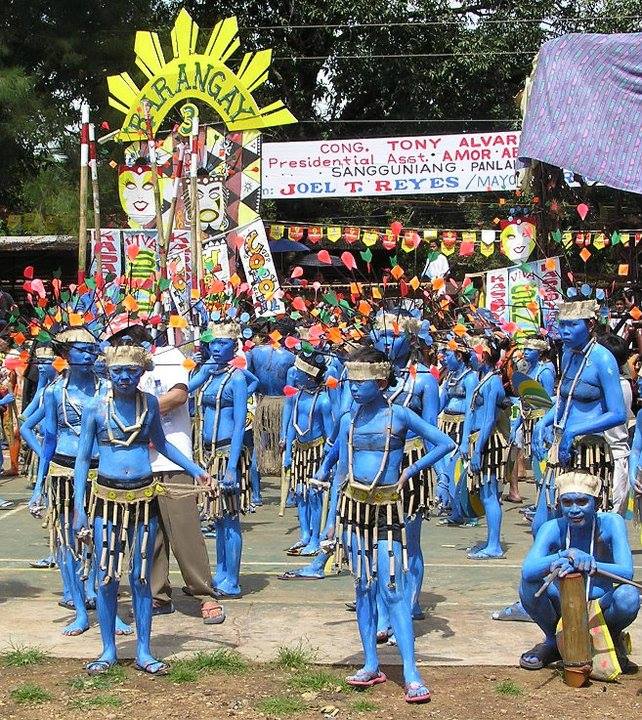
[457,374,478,456]
[225,372,248,479]
[34,386,58,496]
[539,367,556,398]
[402,407,456,478]
[421,372,440,428]
[471,378,501,459]
[20,404,45,455]
[521,521,563,582]
[243,368,259,396]
[72,399,97,528]
[188,363,212,393]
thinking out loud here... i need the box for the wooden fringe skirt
[400,436,434,517]
[45,457,97,554]
[438,413,466,446]
[84,477,161,585]
[253,395,284,476]
[335,481,408,588]
[467,430,509,491]
[521,408,545,458]
[548,434,614,509]
[203,443,251,519]
[290,436,325,498]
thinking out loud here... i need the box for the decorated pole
[559,573,592,687]
[77,104,90,284]
[189,116,202,344]
[163,143,185,251]
[141,100,165,275]
[88,123,102,279]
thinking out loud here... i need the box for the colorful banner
[485,257,562,338]
[167,230,192,318]
[262,131,520,199]
[236,219,285,316]
[202,235,231,285]
[90,229,122,278]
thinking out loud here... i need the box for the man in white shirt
[421,240,449,293]
[108,322,223,625]
[599,335,634,515]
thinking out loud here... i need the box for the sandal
[58,599,75,610]
[519,642,561,670]
[134,660,169,676]
[404,681,431,703]
[346,669,387,688]
[491,601,532,623]
[0,499,15,510]
[152,602,175,616]
[86,659,116,676]
[201,601,226,625]
[277,570,324,580]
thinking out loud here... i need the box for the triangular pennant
[480,229,495,257]
[561,231,573,249]
[362,230,379,247]
[327,226,341,243]
[440,230,457,256]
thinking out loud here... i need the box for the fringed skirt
[335,481,408,588]
[203,443,251,519]
[84,476,161,585]
[400,436,434,517]
[438,413,466,447]
[45,455,98,553]
[467,430,509,491]
[521,409,545,458]
[253,395,284,476]
[290,436,325,498]
[547,434,614,509]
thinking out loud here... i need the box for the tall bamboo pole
[189,117,200,344]
[141,100,165,275]
[77,104,90,284]
[88,123,102,280]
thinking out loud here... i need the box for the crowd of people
[1,282,642,701]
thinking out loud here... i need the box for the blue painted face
[349,379,383,405]
[523,348,540,366]
[67,342,100,367]
[207,337,237,365]
[443,349,461,371]
[558,319,590,351]
[559,492,596,528]
[370,330,410,363]
[38,360,56,382]
[108,365,144,396]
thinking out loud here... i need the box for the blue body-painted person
[246,320,296,504]
[519,472,639,671]
[436,341,477,524]
[73,344,209,675]
[282,353,333,557]
[509,336,556,502]
[189,321,249,599]
[532,299,625,534]
[30,328,102,636]
[333,347,454,703]
[459,337,509,559]
[370,312,440,640]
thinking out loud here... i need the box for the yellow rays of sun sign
[108,9,297,140]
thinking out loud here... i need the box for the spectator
[421,240,450,283]
[598,335,634,515]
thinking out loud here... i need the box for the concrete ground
[1,472,641,667]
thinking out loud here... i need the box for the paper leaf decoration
[340,252,357,271]
[290,266,303,279]
[576,203,589,221]
[283,385,298,397]
[317,250,332,264]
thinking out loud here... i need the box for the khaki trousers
[151,471,214,604]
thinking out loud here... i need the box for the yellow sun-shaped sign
[108,9,297,140]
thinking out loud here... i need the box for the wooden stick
[535,567,561,598]
[77,104,89,284]
[141,100,165,275]
[189,117,201,345]
[594,567,642,591]
[163,143,185,251]
[88,123,102,279]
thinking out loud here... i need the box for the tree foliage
[0,0,640,235]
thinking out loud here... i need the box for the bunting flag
[440,230,457,256]
[480,229,495,257]
[269,224,285,240]
[327,226,341,242]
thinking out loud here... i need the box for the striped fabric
[518,33,642,194]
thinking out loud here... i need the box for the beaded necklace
[387,366,415,408]
[199,367,234,445]
[106,387,149,447]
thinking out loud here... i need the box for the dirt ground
[1,653,641,720]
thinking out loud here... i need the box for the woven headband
[345,361,391,381]
[294,355,322,378]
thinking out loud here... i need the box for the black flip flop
[519,642,561,670]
